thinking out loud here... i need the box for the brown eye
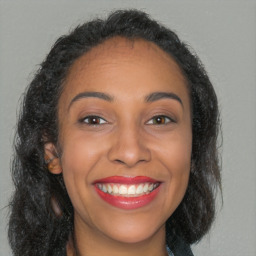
[147,115,173,125]
[82,116,107,125]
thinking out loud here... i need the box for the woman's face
[57,37,192,244]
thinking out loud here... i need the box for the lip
[93,176,161,210]
[93,176,159,184]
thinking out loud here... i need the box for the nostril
[114,158,148,166]
[115,159,125,164]
[107,135,151,167]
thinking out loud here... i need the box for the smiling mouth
[93,176,161,210]
[96,182,160,197]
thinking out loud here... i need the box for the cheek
[160,127,192,173]
[160,128,192,200]
[59,132,101,203]
[60,130,104,174]
[59,129,112,203]
[168,141,191,174]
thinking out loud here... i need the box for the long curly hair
[8,9,221,256]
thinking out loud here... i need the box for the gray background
[0,1,255,255]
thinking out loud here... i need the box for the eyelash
[146,115,175,125]
[79,115,175,126]
[80,115,107,125]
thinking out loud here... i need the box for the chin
[107,230,158,244]
[98,216,165,245]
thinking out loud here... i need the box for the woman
[8,9,221,256]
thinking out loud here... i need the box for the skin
[45,37,192,256]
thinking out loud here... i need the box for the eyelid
[146,115,176,125]
[79,115,107,125]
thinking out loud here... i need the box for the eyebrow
[145,92,183,107]
[68,91,183,110]
[68,91,113,110]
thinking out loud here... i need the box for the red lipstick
[94,176,158,184]
[93,176,161,210]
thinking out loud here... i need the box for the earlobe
[44,142,62,174]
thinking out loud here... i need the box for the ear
[44,142,62,174]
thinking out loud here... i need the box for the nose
[107,125,151,167]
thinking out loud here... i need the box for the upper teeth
[97,183,158,197]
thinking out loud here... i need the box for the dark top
[167,232,194,256]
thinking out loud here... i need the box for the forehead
[61,37,189,106]
[65,37,185,79]
[71,37,177,67]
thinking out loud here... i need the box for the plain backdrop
[0,1,255,255]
